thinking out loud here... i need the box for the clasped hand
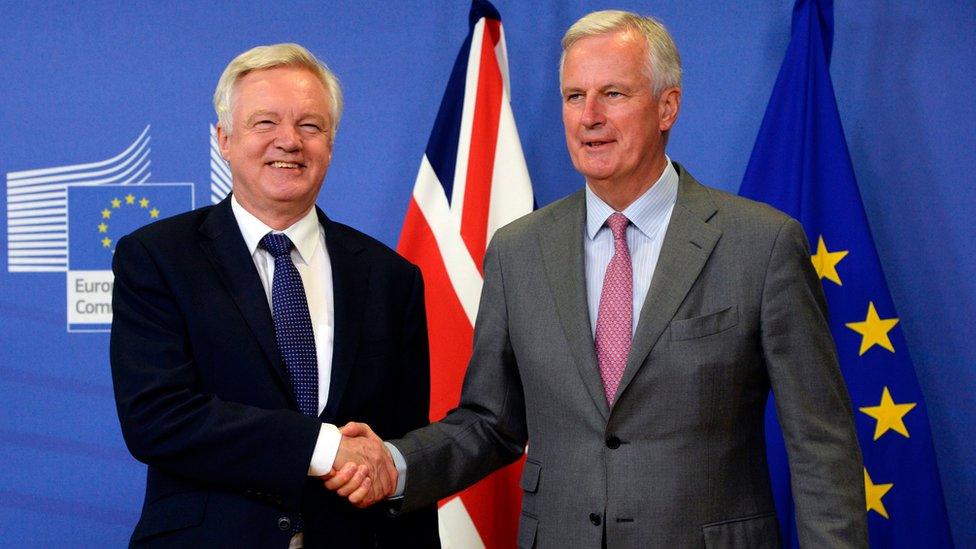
[323,422,395,508]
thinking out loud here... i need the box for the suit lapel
[197,198,294,401]
[614,169,722,404]
[319,210,369,420]
[540,191,610,421]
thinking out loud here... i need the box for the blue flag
[738,0,954,546]
[67,183,193,270]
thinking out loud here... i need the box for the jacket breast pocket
[670,305,738,341]
[701,512,779,549]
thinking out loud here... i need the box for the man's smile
[267,161,305,169]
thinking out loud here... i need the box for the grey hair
[559,10,682,97]
[213,43,343,140]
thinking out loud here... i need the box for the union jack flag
[397,1,533,546]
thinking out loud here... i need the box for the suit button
[589,513,602,526]
[606,435,621,449]
[277,517,292,531]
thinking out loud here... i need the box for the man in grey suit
[328,9,867,548]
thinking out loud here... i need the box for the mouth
[583,140,613,149]
[267,161,305,169]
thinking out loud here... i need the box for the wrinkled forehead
[561,30,653,87]
[230,66,331,113]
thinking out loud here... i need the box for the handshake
[323,422,397,508]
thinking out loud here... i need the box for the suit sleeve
[110,234,321,509]
[760,218,868,547]
[374,264,441,545]
[391,265,433,435]
[391,235,527,513]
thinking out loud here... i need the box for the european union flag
[67,184,193,270]
[739,0,954,546]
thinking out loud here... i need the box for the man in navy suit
[110,43,438,548]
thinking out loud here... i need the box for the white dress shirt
[584,158,679,337]
[231,197,341,477]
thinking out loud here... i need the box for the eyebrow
[298,114,328,126]
[561,83,631,95]
[243,111,328,126]
[244,110,279,126]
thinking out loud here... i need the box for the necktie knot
[607,212,629,243]
[260,233,294,258]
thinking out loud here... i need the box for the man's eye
[300,124,322,133]
[253,120,275,128]
[606,91,623,98]
[565,93,583,102]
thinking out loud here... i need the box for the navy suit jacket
[111,196,439,548]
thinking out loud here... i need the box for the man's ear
[658,87,681,132]
[216,123,231,161]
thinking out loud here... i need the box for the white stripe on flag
[487,98,533,238]
[412,155,483,326]
[438,497,487,549]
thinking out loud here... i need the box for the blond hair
[213,43,343,140]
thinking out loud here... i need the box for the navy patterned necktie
[259,233,318,418]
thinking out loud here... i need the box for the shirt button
[277,516,292,531]
[606,435,621,449]
[589,513,602,526]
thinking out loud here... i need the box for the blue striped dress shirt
[584,159,679,338]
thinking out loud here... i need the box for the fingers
[324,422,395,507]
[335,464,369,498]
[323,462,358,491]
[347,476,373,508]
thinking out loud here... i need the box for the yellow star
[101,237,112,248]
[125,193,135,205]
[139,197,149,208]
[859,387,917,440]
[811,235,848,285]
[111,198,121,208]
[97,223,108,233]
[864,468,893,519]
[101,209,112,219]
[845,302,899,356]
[149,207,160,219]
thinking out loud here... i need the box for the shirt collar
[585,156,679,240]
[231,196,321,265]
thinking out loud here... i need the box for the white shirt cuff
[307,423,341,476]
[385,441,407,497]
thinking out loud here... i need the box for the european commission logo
[65,184,192,331]
[5,126,197,332]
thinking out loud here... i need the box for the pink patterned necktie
[595,212,632,407]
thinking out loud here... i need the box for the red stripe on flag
[399,199,524,548]
[457,458,524,549]
[398,199,474,420]
[460,19,503,273]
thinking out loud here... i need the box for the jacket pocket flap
[670,305,738,341]
[518,511,539,549]
[701,512,778,549]
[131,491,208,541]
[519,459,541,493]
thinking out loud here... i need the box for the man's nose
[580,95,605,128]
[274,124,301,151]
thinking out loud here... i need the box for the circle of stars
[97,193,160,250]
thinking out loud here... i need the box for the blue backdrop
[1,1,972,546]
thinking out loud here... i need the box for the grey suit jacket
[391,164,867,548]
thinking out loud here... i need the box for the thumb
[340,421,369,437]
